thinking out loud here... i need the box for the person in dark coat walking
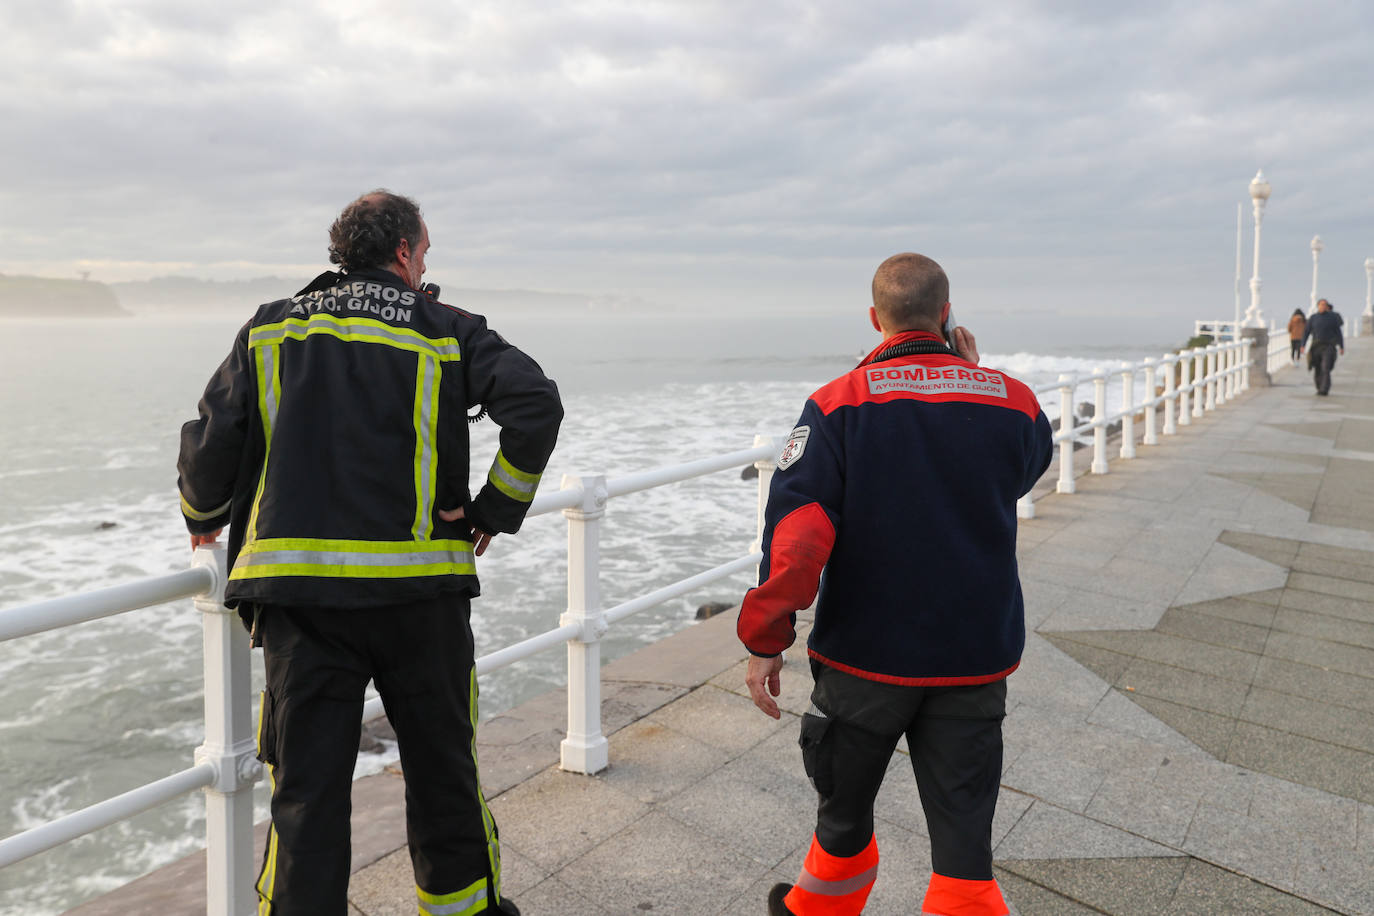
[1302,299,1345,395]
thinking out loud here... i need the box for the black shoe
[496,898,521,915]
[768,883,796,916]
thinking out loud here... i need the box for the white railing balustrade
[0,438,782,916]
[1015,338,1255,519]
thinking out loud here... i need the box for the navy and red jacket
[738,330,1053,685]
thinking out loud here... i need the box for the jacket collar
[859,330,947,367]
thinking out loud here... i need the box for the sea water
[0,309,1170,914]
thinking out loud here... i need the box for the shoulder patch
[777,426,811,470]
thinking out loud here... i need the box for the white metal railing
[1016,338,1255,518]
[0,438,782,916]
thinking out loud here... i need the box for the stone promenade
[75,337,1374,915]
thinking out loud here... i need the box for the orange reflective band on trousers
[784,833,878,915]
[921,873,1008,916]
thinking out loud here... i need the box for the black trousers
[254,596,500,914]
[800,662,1007,880]
[1311,343,1338,394]
[1290,339,1302,361]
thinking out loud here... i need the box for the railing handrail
[0,567,216,642]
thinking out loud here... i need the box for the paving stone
[1291,835,1374,916]
[1165,856,1341,915]
[1183,801,1302,891]
[1288,570,1374,603]
[642,683,790,758]
[1292,553,1374,586]
[507,873,612,915]
[995,802,1182,860]
[1218,530,1304,566]
[1084,686,1200,750]
[1297,540,1374,568]
[553,811,769,916]
[1116,656,1250,717]
[1041,635,1132,685]
[1253,654,1374,714]
[1083,771,1200,846]
[347,848,415,916]
[1003,749,1107,813]
[597,719,732,805]
[1173,594,1278,627]
[1150,755,1255,815]
[994,856,1187,914]
[1264,630,1374,679]
[1225,722,1374,805]
[1153,605,1271,653]
[1279,585,1374,623]
[1128,694,1237,760]
[487,766,650,871]
[994,867,1101,915]
[659,753,818,868]
[1249,779,1360,846]
[1173,542,1290,606]
[1240,685,1374,754]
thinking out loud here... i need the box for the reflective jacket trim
[417,876,488,916]
[246,343,282,544]
[248,314,462,362]
[180,493,230,521]
[809,649,1020,687]
[470,666,502,895]
[228,538,476,581]
[412,355,441,540]
[488,450,541,502]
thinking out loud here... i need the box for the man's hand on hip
[439,506,494,556]
[746,654,785,719]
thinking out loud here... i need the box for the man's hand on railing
[746,653,784,719]
[438,506,494,556]
[190,530,222,549]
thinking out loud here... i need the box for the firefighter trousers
[253,596,502,915]
[797,662,1007,909]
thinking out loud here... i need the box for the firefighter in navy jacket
[178,192,559,915]
[741,253,1052,916]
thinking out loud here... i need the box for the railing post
[1091,368,1108,474]
[1142,359,1158,445]
[1177,353,1191,427]
[1161,355,1177,436]
[1223,344,1235,402]
[559,474,609,775]
[1119,363,1136,459]
[1057,374,1076,494]
[1205,345,1218,411]
[191,545,261,916]
[752,434,780,551]
[1241,340,1252,390]
[1191,348,1206,419]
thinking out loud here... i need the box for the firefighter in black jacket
[177,190,562,915]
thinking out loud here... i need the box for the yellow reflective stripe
[229,538,476,581]
[417,876,488,915]
[411,355,440,540]
[488,450,541,502]
[469,667,501,897]
[230,561,475,580]
[246,344,280,544]
[180,492,230,521]
[248,315,461,362]
[256,707,278,914]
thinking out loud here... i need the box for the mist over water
[0,305,1160,914]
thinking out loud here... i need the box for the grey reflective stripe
[182,495,231,520]
[490,462,537,497]
[414,356,438,539]
[419,887,487,915]
[234,547,473,569]
[261,344,279,431]
[807,702,828,718]
[795,864,878,897]
[250,319,461,360]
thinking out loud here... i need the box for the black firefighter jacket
[177,268,563,619]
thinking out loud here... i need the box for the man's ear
[869,307,881,332]
[940,301,951,324]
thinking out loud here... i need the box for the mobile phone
[943,308,958,348]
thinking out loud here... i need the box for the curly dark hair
[328,190,424,272]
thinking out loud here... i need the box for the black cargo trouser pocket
[256,689,279,768]
[798,712,835,797]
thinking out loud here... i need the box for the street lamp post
[1243,170,1270,328]
[1309,235,1323,314]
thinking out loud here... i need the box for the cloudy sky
[3,0,1371,339]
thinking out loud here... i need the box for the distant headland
[0,274,128,317]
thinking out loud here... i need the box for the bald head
[871,253,949,333]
